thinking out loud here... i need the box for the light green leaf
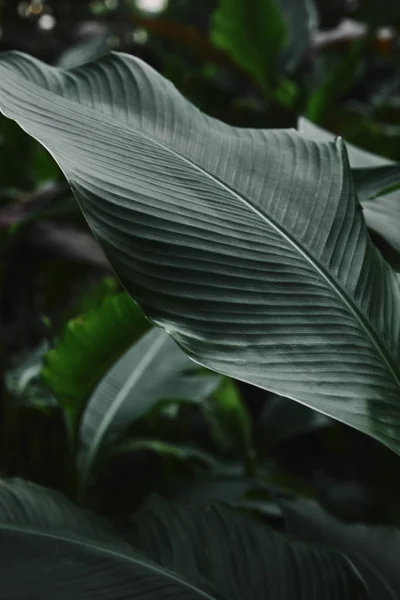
[79,328,220,494]
[278,0,318,72]
[1,53,400,454]
[0,478,217,600]
[42,292,150,409]
[283,498,400,600]
[210,0,287,91]
[133,498,370,600]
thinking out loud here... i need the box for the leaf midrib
[3,52,400,391]
[1,524,220,600]
[79,331,168,491]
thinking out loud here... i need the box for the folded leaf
[133,498,370,600]
[0,479,219,600]
[1,53,400,454]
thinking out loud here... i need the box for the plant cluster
[0,0,400,597]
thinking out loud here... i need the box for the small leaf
[42,292,150,409]
[79,328,220,494]
[210,0,287,92]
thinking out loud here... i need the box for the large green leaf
[133,498,369,599]
[1,53,400,453]
[0,479,218,599]
[283,499,400,600]
[299,118,400,263]
[210,0,287,92]
[79,328,220,494]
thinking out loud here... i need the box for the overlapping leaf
[0,479,218,599]
[133,497,369,600]
[0,53,400,453]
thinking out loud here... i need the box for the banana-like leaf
[299,118,400,266]
[0,479,218,599]
[133,498,370,600]
[1,53,400,453]
[79,328,220,492]
[283,499,400,600]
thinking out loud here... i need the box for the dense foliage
[1,0,400,597]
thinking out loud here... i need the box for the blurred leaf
[210,0,287,92]
[133,498,370,600]
[283,498,400,600]
[354,0,400,26]
[42,292,150,408]
[306,40,366,124]
[203,378,253,458]
[111,437,218,468]
[0,479,212,600]
[278,0,318,72]
[78,328,220,496]
[5,342,56,410]
[257,394,332,449]
[57,35,111,69]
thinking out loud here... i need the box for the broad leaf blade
[1,53,400,454]
[133,498,370,600]
[283,499,400,600]
[79,328,220,491]
[0,479,219,600]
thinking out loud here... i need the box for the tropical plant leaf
[42,292,150,409]
[1,53,400,453]
[298,117,394,168]
[299,119,400,263]
[79,328,220,495]
[133,498,370,600]
[210,0,287,92]
[0,478,217,600]
[283,498,400,600]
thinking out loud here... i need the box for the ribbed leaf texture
[0,479,219,600]
[133,498,370,600]
[0,53,400,452]
[283,499,400,600]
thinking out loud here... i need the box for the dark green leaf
[79,328,220,493]
[283,498,400,600]
[0,479,217,600]
[133,498,370,600]
[1,53,400,454]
